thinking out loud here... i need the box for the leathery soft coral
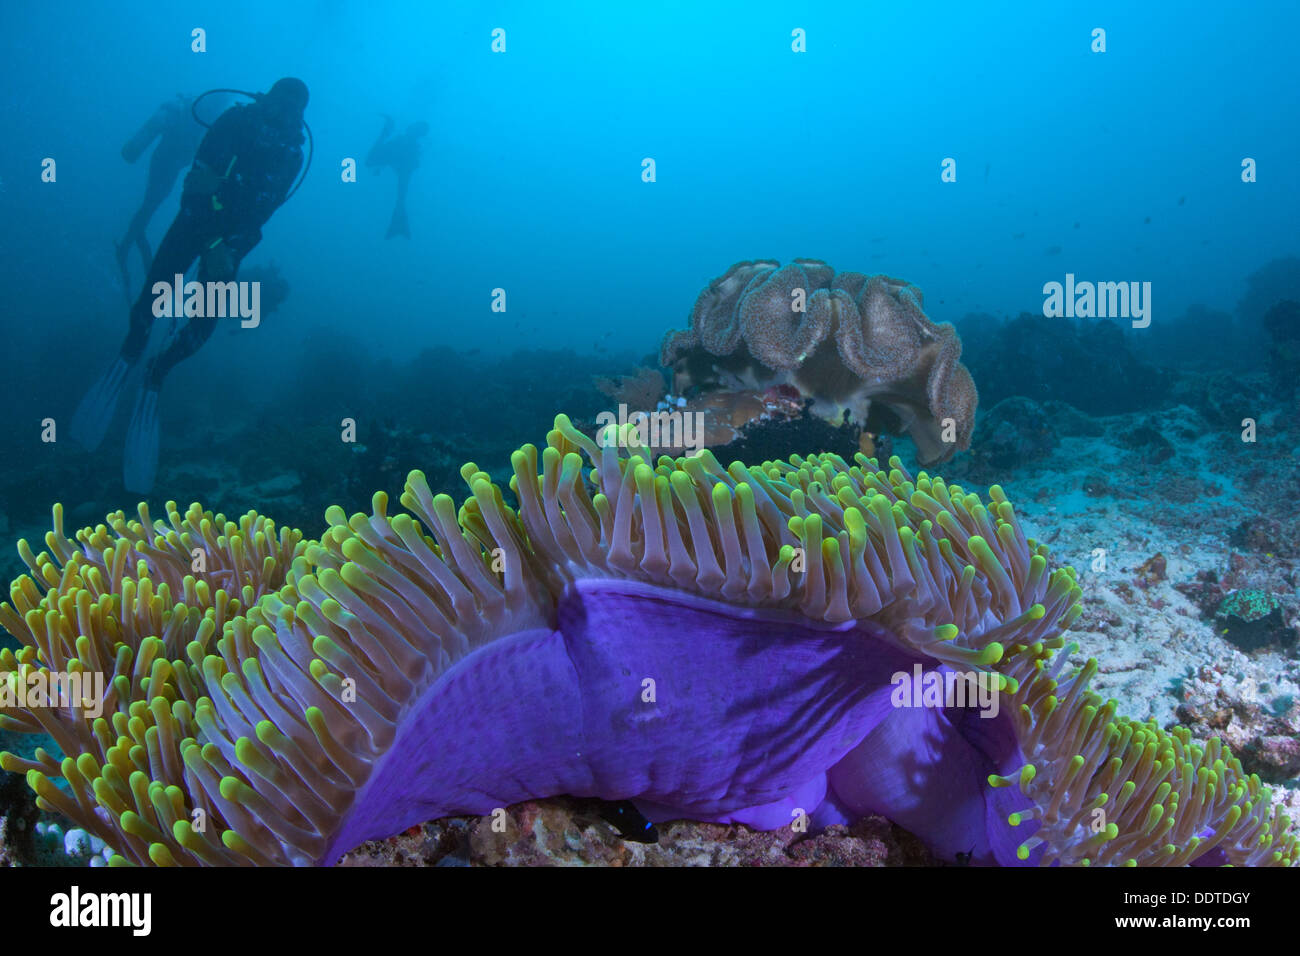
[0,415,1292,866]
[660,259,979,465]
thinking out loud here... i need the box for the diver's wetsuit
[367,118,427,238]
[119,101,304,389]
[117,98,205,275]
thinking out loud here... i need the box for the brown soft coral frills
[661,258,978,464]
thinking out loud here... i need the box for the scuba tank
[191,87,313,202]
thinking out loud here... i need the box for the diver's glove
[183,164,222,197]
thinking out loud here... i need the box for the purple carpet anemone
[660,259,979,465]
[0,416,1293,866]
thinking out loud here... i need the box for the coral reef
[592,367,668,416]
[1117,422,1177,466]
[338,798,937,867]
[955,313,1170,415]
[1262,299,1300,399]
[660,259,977,465]
[0,769,38,866]
[687,396,865,470]
[1168,369,1270,429]
[1215,590,1293,653]
[592,368,811,457]
[1143,305,1237,370]
[0,416,1293,867]
[954,397,1059,483]
[1177,670,1300,784]
[591,359,853,465]
[1238,257,1300,343]
[25,821,114,866]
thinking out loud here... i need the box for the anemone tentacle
[0,415,1292,867]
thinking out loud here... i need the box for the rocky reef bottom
[337,797,939,867]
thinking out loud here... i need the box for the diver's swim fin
[70,357,132,452]
[386,203,410,239]
[123,386,161,494]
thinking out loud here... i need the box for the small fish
[1072,221,1080,229]
[1044,245,1062,256]
[1143,216,1151,224]
[1012,232,1025,240]
[464,348,480,356]
[870,236,885,243]
[1177,196,1185,206]
[598,801,659,843]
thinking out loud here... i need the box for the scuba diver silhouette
[71,77,312,493]
[367,117,428,238]
[115,92,232,296]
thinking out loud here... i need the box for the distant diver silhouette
[116,94,210,297]
[367,116,428,238]
[72,78,312,494]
